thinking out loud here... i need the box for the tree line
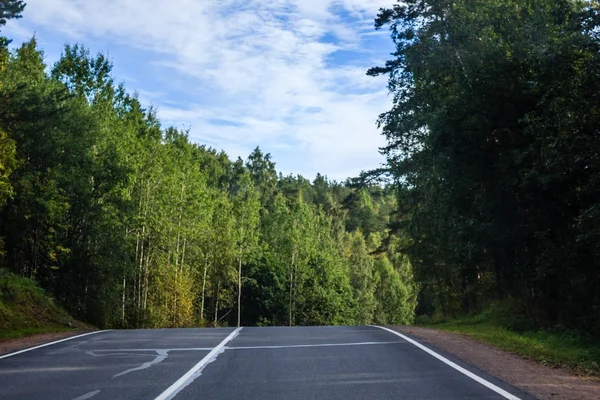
[365,0,600,335]
[0,1,417,328]
[5,0,596,335]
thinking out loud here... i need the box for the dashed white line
[154,327,243,400]
[72,390,101,400]
[370,325,521,400]
[0,331,110,360]
[88,348,213,352]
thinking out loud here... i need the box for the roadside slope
[0,269,92,346]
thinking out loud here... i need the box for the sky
[4,0,396,182]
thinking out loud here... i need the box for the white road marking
[87,348,213,352]
[72,390,101,400]
[87,351,149,358]
[370,325,521,400]
[0,366,98,374]
[226,341,404,350]
[113,350,169,378]
[154,327,243,400]
[0,331,110,360]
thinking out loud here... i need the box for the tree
[52,44,114,102]
[231,172,260,327]
[371,0,600,332]
[0,0,25,28]
[246,147,277,208]
[0,129,15,207]
[198,189,233,325]
[347,230,377,324]
[0,4,419,330]
[296,211,355,326]
[0,40,16,212]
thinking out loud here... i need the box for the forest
[363,0,600,336]
[2,0,600,337]
[0,2,417,329]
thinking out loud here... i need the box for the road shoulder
[391,326,600,400]
[0,330,93,356]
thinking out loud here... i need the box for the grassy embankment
[0,269,89,340]
[419,308,600,376]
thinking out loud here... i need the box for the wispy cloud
[4,0,394,181]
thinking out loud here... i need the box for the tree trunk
[137,227,145,311]
[180,238,187,272]
[289,251,295,327]
[175,182,185,268]
[288,271,293,327]
[200,254,209,323]
[134,234,140,310]
[214,281,220,326]
[122,274,126,325]
[237,256,242,327]
[143,250,150,310]
[174,265,178,328]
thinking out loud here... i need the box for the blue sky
[4,0,395,181]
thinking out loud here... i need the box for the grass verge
[0,326,76,340]
[0,269,90,340]
[421,314,600,376]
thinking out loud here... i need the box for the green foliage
[0,130,16,208]
[373,255,416,325]
[372,0,600,335]
[0,6,419,329]
[347,230,377,324]
[0,0,25,28]
[231,172,261,326]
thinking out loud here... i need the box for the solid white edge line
[154,327,243,400]
[0,330,111,360]
[369,325,521,400]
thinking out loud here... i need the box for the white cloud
[5,0,395,180]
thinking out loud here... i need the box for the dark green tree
[0,0,25,28]
[371,0,600,332]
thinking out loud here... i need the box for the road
[0,326,534,400]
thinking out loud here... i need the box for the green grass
[421,314,600,375]
[0,269,90,340]
[0,326,74,340]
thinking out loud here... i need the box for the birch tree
[231,172,260,327]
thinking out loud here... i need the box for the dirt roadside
[0,331,94,356]
[391,326,600,400]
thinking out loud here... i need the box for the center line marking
[226,341,404,350]
[154,327,243,400]
[88,348,214,352]
[72,390,101,400]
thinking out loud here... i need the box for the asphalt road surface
[0,326,535,400]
